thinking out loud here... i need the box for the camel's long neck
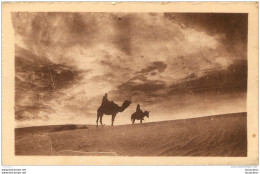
[119,101,130,112]
[119,104,127,112]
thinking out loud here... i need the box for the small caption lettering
[245,168,258,174]
[1,168,26,174]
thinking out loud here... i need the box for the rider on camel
[101,93,110,108]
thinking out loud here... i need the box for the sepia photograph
[2,2,258,165]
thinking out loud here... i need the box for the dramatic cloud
[12,12,247,127]
[164,13,248,59]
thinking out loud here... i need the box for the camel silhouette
[131,111,150,124]
[97,100,131,127]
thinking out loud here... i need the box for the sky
[12,13,248,127]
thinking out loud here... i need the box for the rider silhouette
[101,93,110,107]
[136,104,143,115]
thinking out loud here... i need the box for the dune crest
[15,112,247,156]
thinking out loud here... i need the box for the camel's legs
[97,111,103,127]
[100,116,103,127]
[111,114,116,126]
[96,115,99,127]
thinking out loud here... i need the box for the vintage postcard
[2,2,258,165]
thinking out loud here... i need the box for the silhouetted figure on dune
[97,93,131,127]
[101,93,110,108]
[136,104,143,115]
[131,104,150,124]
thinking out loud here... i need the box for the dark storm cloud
[133,81,166,93]
[118,80,166,94]
[139,61,167,74]
[112,58,247,105]
[184,73,197,80]
[164,13,248,59]
[15,45,83,92]
[116,61,167,97]
[15,45,84,121]
[112,73,166,103]
[164,13,248,42]
[169,59,247,94]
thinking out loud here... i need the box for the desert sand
[15,112,247,156]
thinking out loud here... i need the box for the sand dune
[15,112,247,156]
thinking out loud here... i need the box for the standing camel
[131,111,150,124]
[97,100,131,127]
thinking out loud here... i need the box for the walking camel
[97,100,131,127]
